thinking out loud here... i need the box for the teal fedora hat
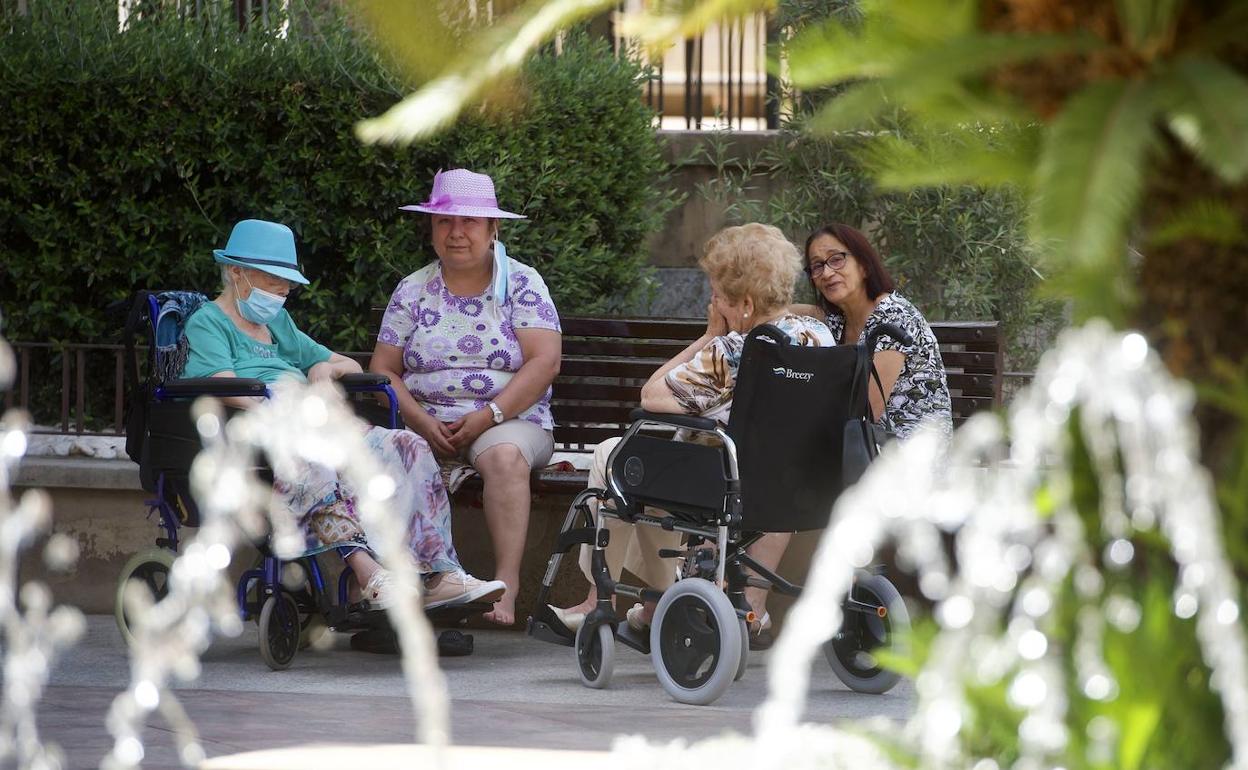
[212,219,310,285]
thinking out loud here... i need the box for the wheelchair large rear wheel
[650,579,742,705]
[734,618,749,681]
[114,547,176,647]
[575,622,615,689]
[824,573,908,694]
[258,591,301,670]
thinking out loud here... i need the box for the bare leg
[744,532,792,622]
[474,443,531,625]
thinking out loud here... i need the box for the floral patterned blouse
[825,292,952,440]
[666,314,836,425]
[378,258,561,428]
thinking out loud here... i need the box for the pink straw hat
[400,169,526,219]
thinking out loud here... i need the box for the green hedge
[0,2,673,352]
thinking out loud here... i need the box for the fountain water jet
[0,321,87,770]
[102,380,450,769]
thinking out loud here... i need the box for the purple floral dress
[378,258,562,428]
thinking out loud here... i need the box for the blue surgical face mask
[234,273,286,325]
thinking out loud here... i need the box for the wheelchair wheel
[575,621,615,689]
[734,618,749,681]
[243,557,326,651]
[650,579,742,705]
[114,547,176,647]
[258,591,301,670]
[824,573,909,694]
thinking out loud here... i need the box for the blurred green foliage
[0,1,673,355]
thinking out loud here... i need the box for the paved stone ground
[41,615,915,769]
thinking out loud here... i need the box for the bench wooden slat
[563,339,692,358]
[940,351,999,371]
[561,316,706,340]
[945,373,996,397]
[559,357,663,379]
[549,403,637,423]
[929,321,1000,345]
[951,395,995,417]
[554,425,636,446]
[551,381,640,401]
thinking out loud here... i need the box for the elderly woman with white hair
[182,219,505,614]
[549,222,834,647]
[370,169,562,625]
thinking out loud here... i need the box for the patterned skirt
[272,426,460,574]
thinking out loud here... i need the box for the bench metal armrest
[628,408,718,433]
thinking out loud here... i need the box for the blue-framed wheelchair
[527,323,913,704]
[116,290,483,669]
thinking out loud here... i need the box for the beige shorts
[466,418,555,469]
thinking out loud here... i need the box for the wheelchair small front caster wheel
[258,591,301,670]
[824,573,909,694]
[575,621,615,689]
[651,579,741,705]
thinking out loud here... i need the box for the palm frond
[1114,0,1183,54]
[1149,198,1247,248]
[1157,56,1248,184]
[355,0,616,143]
[807,80,894,132]
[861,125,1039,189]
[1031,79,1161,307]
[785,17,901,87]
[621,0,775,48]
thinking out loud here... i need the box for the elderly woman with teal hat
[370,169,563,625]
[182,219,506,612]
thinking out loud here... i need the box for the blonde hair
[698,223,801,313]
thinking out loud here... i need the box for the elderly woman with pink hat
[370,169,562,625]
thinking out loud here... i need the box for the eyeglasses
[804,251,850,277]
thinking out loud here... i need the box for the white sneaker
[424,572,506,609]
[362,568,398,610]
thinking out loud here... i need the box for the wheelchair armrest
[628,408,719,432]
[339,373,392,390]
[159,378,268,398]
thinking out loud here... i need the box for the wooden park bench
[358,314,1005,494]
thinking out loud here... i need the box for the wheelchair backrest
[123,290,208,496]
[726,324,869,533]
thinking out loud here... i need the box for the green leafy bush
[0,2,672,355]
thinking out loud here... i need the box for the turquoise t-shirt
[182,301,332,384]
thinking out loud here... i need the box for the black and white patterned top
[825,293,952,440]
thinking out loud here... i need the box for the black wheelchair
[528,323,913,704]
[116,291,484,669]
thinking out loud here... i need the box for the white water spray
[0,323,87,770]
[102,381,450,769]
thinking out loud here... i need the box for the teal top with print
[182,301,332,383]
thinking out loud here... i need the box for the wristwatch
[487,401,505,425]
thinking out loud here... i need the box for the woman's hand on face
[704,303,729,339]
[447,409,493,453]
[408,409,457,457]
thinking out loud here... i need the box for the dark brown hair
[804,223,895,317]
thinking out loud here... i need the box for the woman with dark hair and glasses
[792,223,952,440]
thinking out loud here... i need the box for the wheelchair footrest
[527,617,575,648]
[615,623,650,655]
[526,603,575,647]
